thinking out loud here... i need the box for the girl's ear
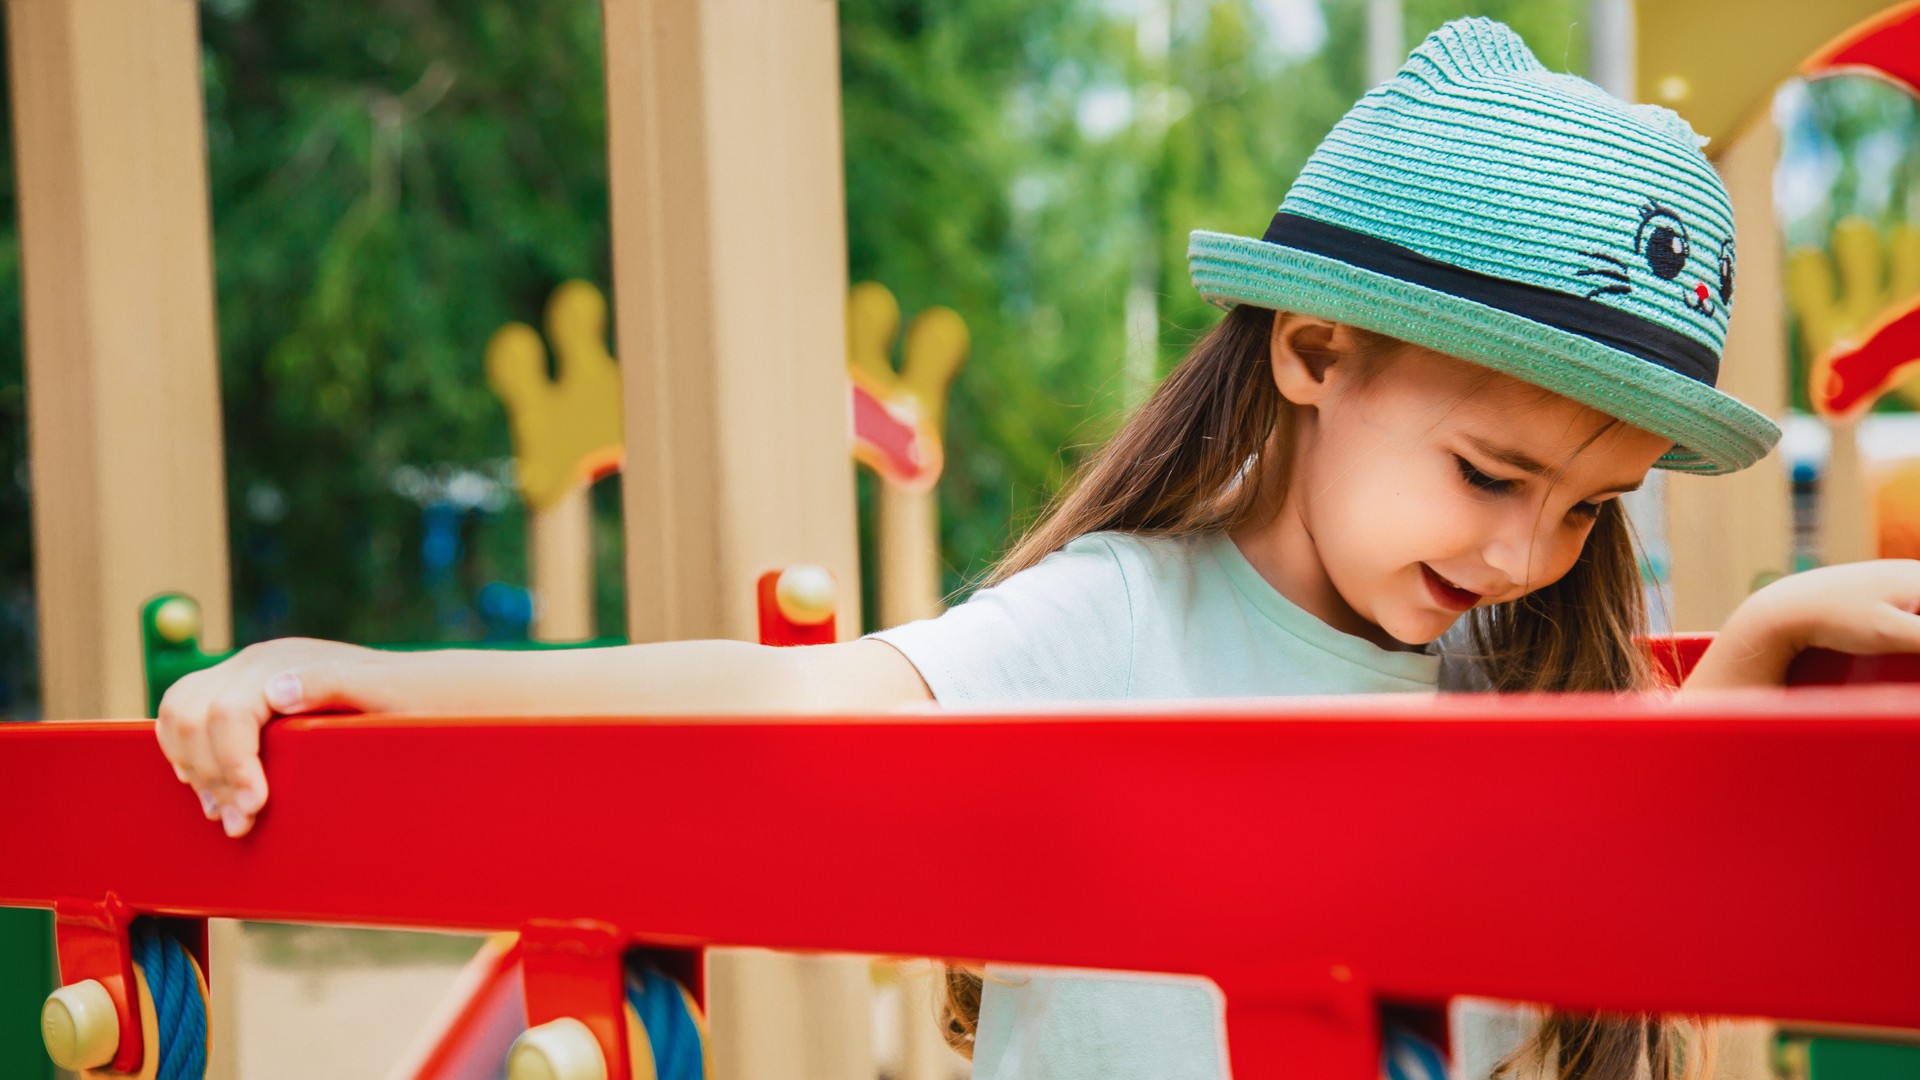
[1269,314,1365,407]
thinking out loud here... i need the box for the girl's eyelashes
[1454,453,1607,523]
[1453,454,1516,494]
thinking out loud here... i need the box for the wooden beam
[9,0,233,720]
[8,1,237,1076]
[600,0,872,1075]
[529,486,596,642]
[604,0,861,644]
[1665,117,1793,632]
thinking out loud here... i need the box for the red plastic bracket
[756,570,837,647]
[52,893,144,1075]
[519,919,632,1080]
[1217,960,1378,1078]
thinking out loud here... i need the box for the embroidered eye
[1635,200,1697,278]
[1717,239,1735,305]
[1636,204,1690,281]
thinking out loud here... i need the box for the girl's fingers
[157,691,225,793]
[204,686,269,804]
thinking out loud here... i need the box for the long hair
[938,304,1684,1079]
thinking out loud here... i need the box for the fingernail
[265,673,302,712]
[173,765,189,783]
[234,786,262,815]
[198,790,219,819]
[221,806,246,838]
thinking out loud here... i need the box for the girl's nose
[1478,512,1554,592]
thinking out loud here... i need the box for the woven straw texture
[1187,17,1780,474]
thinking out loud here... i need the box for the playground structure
[4,1,1920,1078]
[5,645,1920,1079]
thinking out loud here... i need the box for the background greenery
[1,0,1912,717]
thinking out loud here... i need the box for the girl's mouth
[1421,564,1482,612]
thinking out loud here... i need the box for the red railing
[4,658,1920,1076]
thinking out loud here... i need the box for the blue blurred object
[478,581,534,641]
[421,502,463,581]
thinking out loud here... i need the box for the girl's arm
[1682,560,1920,691]
[156,637,932,837]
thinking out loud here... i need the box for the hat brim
[1189,230,1781,475]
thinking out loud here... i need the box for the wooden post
[7,2,237,1076]
[1665,116,1792,632]
[486,280,623,644]
[600,1,873,1077]
[1821,420,1877,565]
[867,301,968,631]
[529,486,596,641]
[9,0,233,720]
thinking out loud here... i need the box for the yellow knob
[774,565,836,626]
[41,979,119,1071]
[507,1017,607,1080]
[153,598,200,644]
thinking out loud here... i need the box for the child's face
[1272,326,1673,648]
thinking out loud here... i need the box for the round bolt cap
[153,598,200,644]
[42,979,119,1071]
[507,1017,607,1080]
[774,565,836,625]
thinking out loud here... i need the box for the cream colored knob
[774,565,835,626]
[153,597,200,644]
[41,979,119,1071]
[507,1017,607,1080]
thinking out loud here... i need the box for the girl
[159,17,1920,1080]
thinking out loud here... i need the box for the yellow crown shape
[1787,217,1920,414]
[847,282,969,490]
[486,280,624,512]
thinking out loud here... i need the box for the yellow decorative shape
[486,281,624,513]
[846,282,969,490]
[1877,457,1920,559]
[1635,0,1892,149]
[1787,217,1920,409]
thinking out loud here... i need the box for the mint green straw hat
[1188,17,1779,474]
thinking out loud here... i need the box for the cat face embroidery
[1576,201,1734,322]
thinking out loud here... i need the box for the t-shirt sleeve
[868,534,1135,705]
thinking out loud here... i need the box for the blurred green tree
[200,0,615,645]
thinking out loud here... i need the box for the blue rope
[131,921,208,1080]
[625,966,704,1080]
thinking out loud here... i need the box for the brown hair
[937,303,1691,1079]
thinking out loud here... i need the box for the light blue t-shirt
[870,530,1447,1080]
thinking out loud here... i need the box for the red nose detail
[1696,282,1710,301]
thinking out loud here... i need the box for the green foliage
[200,0,614,644]
[0,25,32,716]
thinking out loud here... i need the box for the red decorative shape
[850,370,943,493]
[756,570,837,647]
[52,894,144,1075]
[1803,0,1920,100]
[1812,297,1920,419]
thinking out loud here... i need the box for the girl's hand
[1685,560,1920,690]
[155,639,391,838]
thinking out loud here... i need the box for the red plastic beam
[5,686,1920,1077]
